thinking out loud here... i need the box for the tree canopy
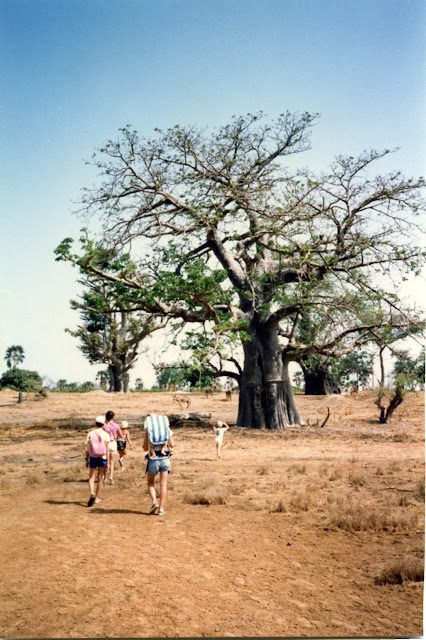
[5,345,25,369]
[0,368,42,392]
[65,248,167,392]
[56,111,425,427]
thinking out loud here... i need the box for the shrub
[375,556,424,585]
[0,368,42,392]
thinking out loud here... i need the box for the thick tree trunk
[107,362,129,393]
[123,373,130,393]
[301,363,342,395]
[237,322,301,429]
[376,387,404,424]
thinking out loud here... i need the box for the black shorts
[117,441,126,451]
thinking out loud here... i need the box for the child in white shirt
[213,420,230,461]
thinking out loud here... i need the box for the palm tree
[5,345,25,369]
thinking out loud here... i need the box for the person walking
[86,415,111,507]
[117,421,133,470]
[213,420,230,461]
[103,410,123,484]
[143,413,175,515]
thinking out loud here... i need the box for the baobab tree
[56,112,425,426]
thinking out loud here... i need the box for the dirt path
[0,390,424,638]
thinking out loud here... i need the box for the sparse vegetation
[327,499,418,532]
[413,477,425,501]
[375,556,424,585]
[0,390,423,638]
[184,490,227,505]
[271,499,287,513]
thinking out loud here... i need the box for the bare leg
[109,454,115,483]
[118,450,125,469]
[88,467,97,497]
[159,471,168,511]
[96,467,106,502]
[147,473,157,504]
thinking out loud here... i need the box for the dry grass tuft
[413,477,425,502]
[0,477,12,490]
[318,464,343,481]
[375,556,424,585]
[289,489,310,512]
[398,495,412,507]
[25,471,42,486]
[327,498,418,532]
[271,499,287,513]
[289,463,306,475]
[348,471,367,487]
[257,465,269,475]
[183,488,227,505]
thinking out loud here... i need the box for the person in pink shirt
[103,410,123,484]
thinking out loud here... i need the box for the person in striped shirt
[143,413,175,515]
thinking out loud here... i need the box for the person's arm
[168,434,175,449]
[105,434,111,468]
[127,432,133,449]
[143,430,149,451]
[85,435,90,467]
[117,427,124,439]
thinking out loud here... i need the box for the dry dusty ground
[0,388,424,639]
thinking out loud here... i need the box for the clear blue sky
[1,0,425,387]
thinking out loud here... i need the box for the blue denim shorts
[146,456,171,475]
[89,457,107,468]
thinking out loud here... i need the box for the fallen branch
[382,480,412,492]
[306,407,331,428]
[319,407,331,428]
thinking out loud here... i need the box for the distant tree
[5,345,25,369]
[54,379,97,392]
[373,328,424,423]
[392,348,425,390]
[96,370,109,391]
[293,371,304,392]
[332,348,374,392]
[134,378,144,391]
[299,356,343,395]
[42,376,55,389]
[63,247,167,392]
[79,381,97,392]
[155,363,189,390]
[0,368,42,392]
